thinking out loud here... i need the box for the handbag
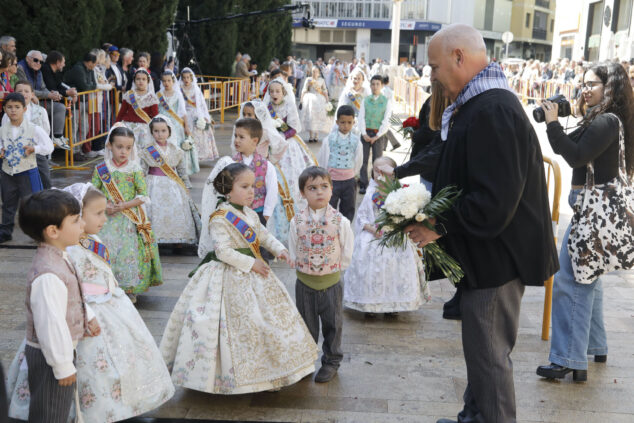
[567,113,634,284]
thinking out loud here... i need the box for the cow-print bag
[568,113,634,284]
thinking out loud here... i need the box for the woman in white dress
[344,157,431,314]
[6,183,175,422]
[158,70,199,175]
[140,115,201,246]
[300,67,332,143]
[161,160,318,394]
[179,67,219,162]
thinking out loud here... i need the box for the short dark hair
[298,166,332,192]
[270,68,283,79]
[213,163,251,195]
[19,190,81,243]
[46,50,64,65]
[108,126,135,144]
[3,92,25,107]
[149,116,172,137]
[382,75,389,85]
[371,75,383,83]
[83,53,97,63]
[336,104,355,119]
[234,118,263,141]
[14,79,33,91]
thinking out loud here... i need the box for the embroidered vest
[1,121,37,175]
[328,131,358,169]
[294,205,342,275]
[25,244,87,344]
[364,94,388,130]
[233,152,268,210]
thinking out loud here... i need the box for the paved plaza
[1,109,634,423]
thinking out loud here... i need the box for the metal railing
[393,77,429,117]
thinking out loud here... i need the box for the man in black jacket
[407,24,558,423]
[41,51,77,148]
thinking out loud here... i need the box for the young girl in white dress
[157,70,199,175]
[160,160,318,394]
[179,67,219,162]
[140,115,201,246]
[6,183,174,422]
[343,157,431,315]
[300,67,332,143]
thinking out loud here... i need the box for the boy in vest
[316,105,362,222]
[18,189,100,422]
[358,75,392,194]
[232,118,278,224]
[289,166,354,383]
[0,93,54,243]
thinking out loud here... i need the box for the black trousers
[295,280,344,368]
[359,131,385,189]
[25,345,75,423]
[0,169,33,237]
[329,178,356,222]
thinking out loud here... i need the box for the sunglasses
[30,57,43,64]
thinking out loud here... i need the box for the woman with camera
[536,62,634,382]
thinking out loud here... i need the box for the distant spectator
[0,35,16,54]
[0,50,11,102]
[63,52,97,93]
[236,54,251,78]
[17,50,58,102]
[106,46,126,91]
[231,52,242,77]
[136,51,150,70]
[149,52,163,93]
[3,51,18,89]
[120,48,135,90]
[41,50,76,145]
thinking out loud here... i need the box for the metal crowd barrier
[509,78,577,104]
[198,75,260,123]
[393,77,429,117]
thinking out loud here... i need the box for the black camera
[533,94,572,123]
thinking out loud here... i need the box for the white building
[552,0,634,62]
[291,0,520,64]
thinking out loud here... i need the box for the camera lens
[533,107,545,123]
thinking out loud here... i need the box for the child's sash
[181,88,196,107]
[274,163,295,221]
[371,191,385,209]
[127,91,152,123]
[157,92,186,127]
[96,162,153,245]
[145,145,189,193]
[267,102,294,138]
[79,236,111,265]
[210,209,263,260]
[347,92,362,111]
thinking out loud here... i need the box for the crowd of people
[1,22,634,423]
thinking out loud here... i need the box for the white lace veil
[179,67,209,120]
[131,67,155,94]
[149,114,179,146]
[104,122,142,172]
[230,100,288,161]
[198,156,236,258]
[60,183,98,215]
[344,67,371,97]
[263,78,296,108]
[263,79,303,133]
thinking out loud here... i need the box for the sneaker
[84,151,99,158]
[53,136,71,150]
[96,150,105,156]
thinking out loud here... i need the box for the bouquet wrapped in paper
[374,177,464,284]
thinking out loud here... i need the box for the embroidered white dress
[300,77,332,135]
[160,203,318,394]
[140,142,201,245]
[181,85,219,161]
[157,89,200,175]
[6,239,175,422]
[343,180,431,312]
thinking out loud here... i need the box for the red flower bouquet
[389,115,420,141]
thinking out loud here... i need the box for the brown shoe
[314,365,337,383]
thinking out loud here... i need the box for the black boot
[536,363,587,382]
[442,285,462,320]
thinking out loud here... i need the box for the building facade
[291,0,556,63]
[552,0,634,62]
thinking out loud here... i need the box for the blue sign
[293,18,441,31]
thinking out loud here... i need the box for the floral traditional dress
[157,89,200,175]
[5,237,175,422]
[91,160,163,294]
[160,202,318,394]
[181,84,219,161]
[343,179,431,312]
[140,142,201,245]
[300,77,332,135]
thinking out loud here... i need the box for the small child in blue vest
[316,105,362,222]
[0,92,54,243]
[358,75,392,193]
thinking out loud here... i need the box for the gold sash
[210,208,263,260]
[274,163,295,221]
[157,92,186,127]
[145,145,189,193]
[127,90,152,123]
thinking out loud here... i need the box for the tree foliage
[0,0,177,64]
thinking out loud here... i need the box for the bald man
[406,24,558,423]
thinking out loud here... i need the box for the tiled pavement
[1,109,634,423]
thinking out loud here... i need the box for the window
[526,13,531,28]
[613,0,633,32]
[550,19,554,33]
[532,11,548,39]
[535,0,550,8]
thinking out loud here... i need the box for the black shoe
[536,363,587,382]
[384,312,398,318]
[436,419,458,423]
[314,365,337,383]
[359,187,366,194]
[0,233,12,243]
[594,355,607,363]
[390,141,402,151]
[442,308,461,320]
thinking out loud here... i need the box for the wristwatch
[434,222,447,237]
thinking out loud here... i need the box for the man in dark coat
[407,24,558,423]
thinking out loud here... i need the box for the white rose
[274,118,284,128]
[196,118,207,130]
[415,213,426,222]
[325,103,334,112]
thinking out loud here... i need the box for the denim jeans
[549,189,608,370]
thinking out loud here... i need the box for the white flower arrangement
[181,137,194,151]
[273,118,284,128]
[384,184,432,220]
[325,102,334,112]
[196,118,207,130]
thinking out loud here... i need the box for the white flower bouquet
[375,177,464,284]
[181,136,194,151]
[326,99,338,117]
[196,117,208,130]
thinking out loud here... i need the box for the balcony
[535,0,550,9]
[532,28,547,40]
